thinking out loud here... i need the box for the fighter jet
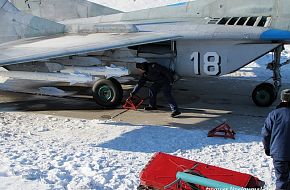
[1,0,290,107]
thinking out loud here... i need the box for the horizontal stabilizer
[0,0,65,44]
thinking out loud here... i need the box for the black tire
[108,77,123,103]
[92,79,122,107]
[137,185,146,190]
[252,83,276,107]
[137,185,155,190]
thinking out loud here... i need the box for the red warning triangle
[122,96,144,111]
[207,122,236,139]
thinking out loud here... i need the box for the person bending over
[130,61,181,118]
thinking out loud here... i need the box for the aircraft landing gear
[252,82,277,107]
[92,78,123,107]
[252,46,283,107]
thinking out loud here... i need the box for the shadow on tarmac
[0,77,284,135]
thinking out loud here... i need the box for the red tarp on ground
[140,152,264,190]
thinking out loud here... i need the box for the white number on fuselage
[190,52,221,76]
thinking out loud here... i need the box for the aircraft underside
[1,39,289,108]
[2,0,290,108]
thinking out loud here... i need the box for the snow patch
[0,112,275,189]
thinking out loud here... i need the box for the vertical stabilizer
[10,0,122,21]
[0,0,64,44]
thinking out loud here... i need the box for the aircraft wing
[0,32,181,66]
[1,23,290,67]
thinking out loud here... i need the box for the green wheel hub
[98,85,113,102]
[255,89,271,104]
[252,82,276,107]
[92,78,123,107]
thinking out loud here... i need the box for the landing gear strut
[252,46,283,107]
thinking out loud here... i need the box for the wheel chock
[122,95,144,111]
[207,122,236,139]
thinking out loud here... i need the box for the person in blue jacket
[130,61,181,118]
[262,89,290,190]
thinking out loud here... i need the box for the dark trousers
[148,82,178,112]
[273,160,290,190]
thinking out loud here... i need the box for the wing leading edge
[2,23,290,66]
[0,32,181,66]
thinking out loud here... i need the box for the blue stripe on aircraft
[261,29,290,40]
[167,2,187,7]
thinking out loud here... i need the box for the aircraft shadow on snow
[96,123,261,153]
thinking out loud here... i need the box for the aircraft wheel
[92,79,122,107]
[137,185,155,190]
[108,77,123,103]
[252,83,276,107]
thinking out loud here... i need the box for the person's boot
[171,110,181,117]
[144,106,157,111]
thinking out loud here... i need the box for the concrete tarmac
[0,77,288,135]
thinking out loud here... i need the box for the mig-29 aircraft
[1,0,290,107]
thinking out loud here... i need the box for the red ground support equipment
[207,122,236,139]
[122,95,145,110]
[139,152,264,190]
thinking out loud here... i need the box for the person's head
[281,89,290,102]
[136,62,149,72]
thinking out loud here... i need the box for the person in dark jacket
[262,89,290,190]
[130,61,181,118]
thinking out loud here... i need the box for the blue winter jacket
[262,102,290,160]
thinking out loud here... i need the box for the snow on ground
[0,112,275,189]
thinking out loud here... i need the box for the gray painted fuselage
[57,0,290,76]
[2,0,290,78]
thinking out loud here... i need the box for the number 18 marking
[190,52,221,76]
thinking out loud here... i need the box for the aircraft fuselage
[58,0,290,77]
